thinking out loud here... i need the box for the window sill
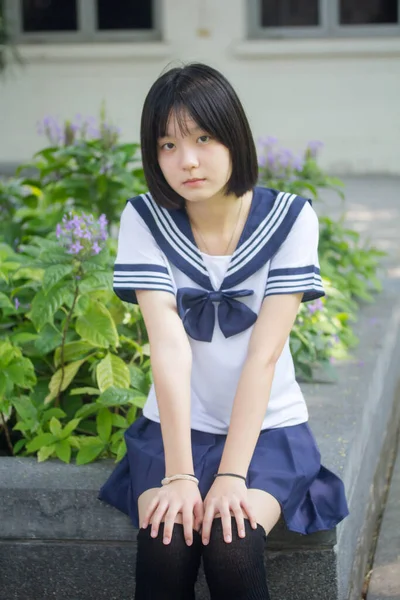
[18,42,172,63]
[232,37,400,59]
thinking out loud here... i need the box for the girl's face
[157,111,232,204]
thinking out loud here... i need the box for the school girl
[98,63,349,599]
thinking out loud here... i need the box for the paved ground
[367,442,400,600]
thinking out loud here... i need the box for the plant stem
[0,411,14,456]
[55,276,80,406]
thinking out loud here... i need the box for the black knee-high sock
[202,518,270,600]
[135,523,202,600]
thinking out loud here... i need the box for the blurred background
[0,0,399,175]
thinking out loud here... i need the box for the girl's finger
[142,496,160,529]
[231,501,246,538]
[150,501,169,538]
[162,505,180,544]
[241,500,258,529]
[181,505,194,546]
[219,498,233,543]
[202,502,216,545]
[193,500,204,532]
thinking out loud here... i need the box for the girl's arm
[137,289,194,476]
[201,292,304,544]
[218,292,304,476]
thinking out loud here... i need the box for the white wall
[1,0,400,174]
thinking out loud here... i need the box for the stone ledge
[1,283,400,600]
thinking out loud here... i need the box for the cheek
[157,154,174,182]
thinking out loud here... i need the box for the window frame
[4,0,162,43]
[248,0,400,39]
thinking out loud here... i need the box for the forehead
[161,109,202,138]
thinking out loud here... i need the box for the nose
[179,146,199,171]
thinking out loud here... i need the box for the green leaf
[30,282,75,331]
[97,408,113,443]
[13,439,27,454]
[10,332,39,345]
[55,440,71,463]
[116,439,127,463]
[76,443,106,465]
[111,413,128,428]
[11,396,38,422]
[69,386,100,396]
[42,264,74,292]
[41,408,67,423]
[78,271,112,293]
[26,433,58,453]
[61,418,81,438]
[96,353,130,392]
[34,323,63,355]
[45,359,86,404]
[75,302,119,349]
[128,364,148,393]
[0,292,14,309]
[38,445,56,462]
[49,417,62,437]
[97,386,143,407]
[7,358,37,389]
[54,341,96,368]
[75,403,100,419]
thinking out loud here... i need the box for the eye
[197,135,211,144]
[160,142,175,151]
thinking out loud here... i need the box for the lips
[183,178,205,184]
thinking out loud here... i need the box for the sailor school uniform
[98,186,349,534]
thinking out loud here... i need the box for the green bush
[0,117,384,463]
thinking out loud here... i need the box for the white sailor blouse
[113,186,325,434]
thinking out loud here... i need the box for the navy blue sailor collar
[130,187,311,341]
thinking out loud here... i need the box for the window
[248,0,400,38]
[5,0,161,42]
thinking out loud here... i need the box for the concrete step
[367,443,400,600]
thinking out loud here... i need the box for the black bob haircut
[140,63,258,210]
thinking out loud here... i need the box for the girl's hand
[201,477,258,545]
[141,480,204,546]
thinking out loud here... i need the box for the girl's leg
[134,488,202,600]
[202,490,281,600]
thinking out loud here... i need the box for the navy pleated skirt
[98,416,349,535]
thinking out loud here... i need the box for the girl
[98,63,349,599]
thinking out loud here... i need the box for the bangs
[155,92,223,143]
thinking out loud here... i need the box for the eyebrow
[160,125,204,139]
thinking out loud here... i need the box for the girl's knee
[202,518,270,599]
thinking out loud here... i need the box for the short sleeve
[264,200,325,303]
[113,201,175,304]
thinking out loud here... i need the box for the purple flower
[69,241,84,254]
[92,241,101,255]
[56,210,108,259]
[307,298,324,314]
[14,297,20,310]
[307,140,324,158]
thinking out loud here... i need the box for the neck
[185,190,252,233]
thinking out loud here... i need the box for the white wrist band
[161,474,199,486]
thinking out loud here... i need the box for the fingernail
[151,530,157,538]
[203,538,208,545]
[240,529,245,537]
[163,537,170,544]
[141,522,147,529]
[225,535,231,543]
[186,539,192,546]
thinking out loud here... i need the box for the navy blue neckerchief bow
[177,287,258,342]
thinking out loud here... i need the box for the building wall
[1,0,399,173]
